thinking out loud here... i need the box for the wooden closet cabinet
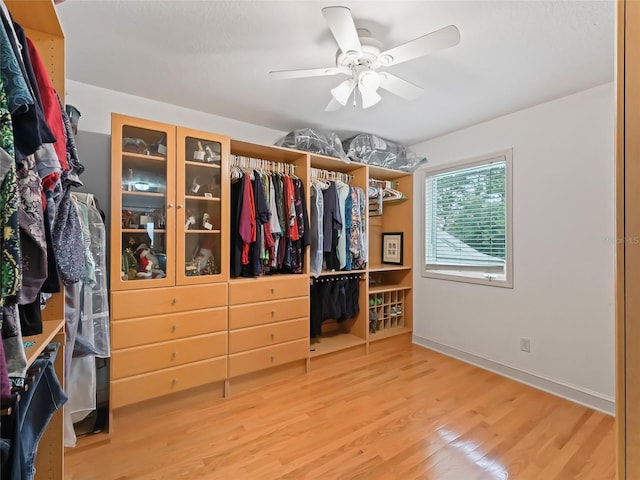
[110,115,230,290]
[110,115,230,410]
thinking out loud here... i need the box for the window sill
[421,269,512,288]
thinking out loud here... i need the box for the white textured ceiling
[57,0,615,146]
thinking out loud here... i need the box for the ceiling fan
[270,6,460,111]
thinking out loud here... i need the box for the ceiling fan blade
[379,73,424,100]
[322,6,362,58]
[379,25,460,66]
[270,67,342,79]
[325,97,343,112]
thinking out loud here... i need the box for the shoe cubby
[368,288,407,335]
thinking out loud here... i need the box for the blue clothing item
[0,17,33,114]
[1,343,67,480]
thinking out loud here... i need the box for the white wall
[410,83,615,413]
[65,80,286,144]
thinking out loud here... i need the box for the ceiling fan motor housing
[336,35,385,73]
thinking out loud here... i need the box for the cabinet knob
[270,355,275,363]
[172,352,177,360]
[271,333,275,340]
[167,204,174,208]
[171,379,177,386]
[171,325,177,333]
[177,204,183,209]
[271,311,275,317]
[271,288,275,294]
[172,298,177,305]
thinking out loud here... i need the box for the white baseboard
[412,335,615,416]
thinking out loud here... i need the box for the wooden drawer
[111,283,227,320]
[228,338,308,377]
[229,297,308,329]
[111,307,227,349]
[229,318,308,353]
[111,356,226,409]
[111,332,227,379]
[229,276,308,305]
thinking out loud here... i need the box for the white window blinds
[424,157,508,278]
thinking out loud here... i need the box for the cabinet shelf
[369,285,411,294]
[121,191,165,198]
[184,160,221,169]
[368,265,412,272]
[122,228,166,234]
[184,195,221,202]
[309,333,365,358]
[185,229,221,234]
[122,152,166,161]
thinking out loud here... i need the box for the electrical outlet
[520,338,531,353]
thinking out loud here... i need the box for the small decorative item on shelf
[204,144,221,164]
[191,176,202,194]
[192,237,218,275]
[185,261,199,276]
[185,210,196,230]
[127,168,134,191]
[382,232,404,265]
[123,137,148,154]
[134,243,166,279]
[148,138,166,156]
[202,254,218,275]
[121,247,138,280]
[193,141,206,162]
[201,213,212,230]
[122,210,132,228]
[203,177,221,197]
[154,208,166,229]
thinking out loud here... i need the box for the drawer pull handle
[171,298,177,305]
[171,325,177,333]
[172,352,177,360]
[271,288,275,294]
[271,355,275,363]
[171,379,177,386]
[271,311,275,317]
[271,333,275,340]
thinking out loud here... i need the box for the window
[422,150,513,287]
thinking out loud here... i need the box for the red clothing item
[285,176,299,241]
[27,37,68,171]
[239,174,256,265]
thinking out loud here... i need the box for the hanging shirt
[239,173,256,266]
[309,182,324,278]
[335,181,350,269]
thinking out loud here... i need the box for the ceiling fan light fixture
[360,87,381,109]
[357,70,381,108]
[331,78,356,106]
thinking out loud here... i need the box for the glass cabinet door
[111,115,175,290]
[176,128,229,284]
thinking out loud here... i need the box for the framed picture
[382,232,403,265]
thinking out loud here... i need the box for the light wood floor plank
[66,338,614,479]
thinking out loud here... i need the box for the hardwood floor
[65,337,615,479]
